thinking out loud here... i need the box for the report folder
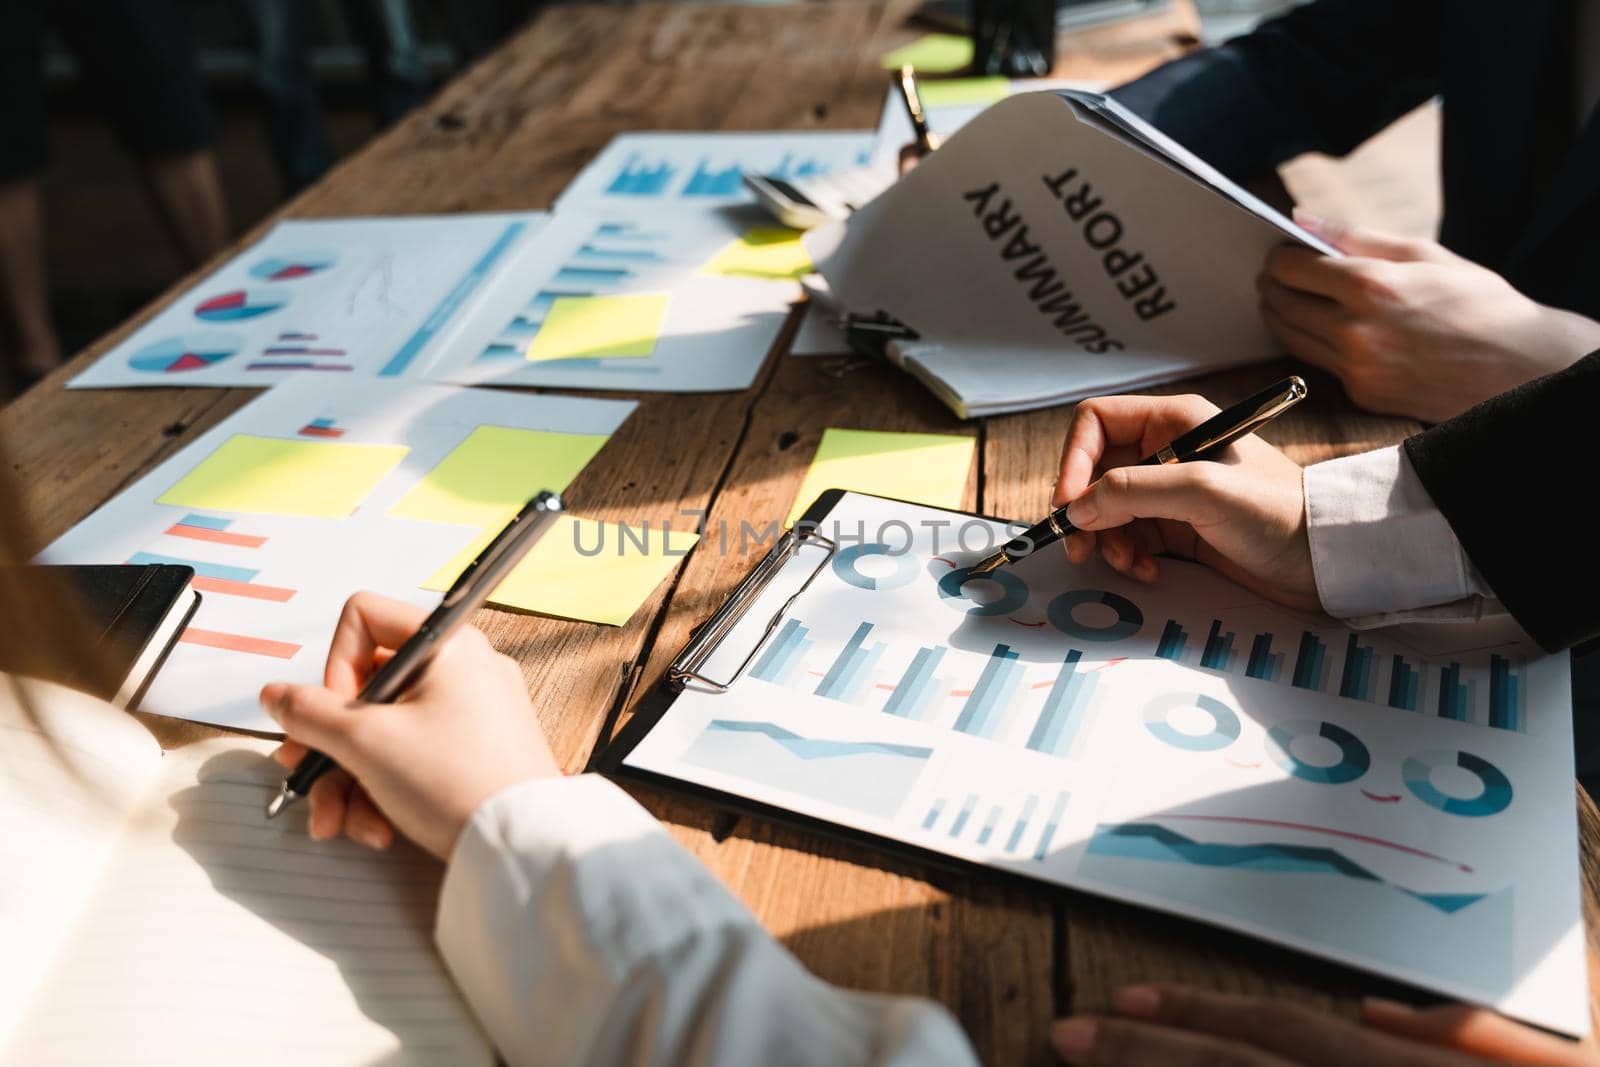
[805,90,1337,417]
[602,490,1587,1035]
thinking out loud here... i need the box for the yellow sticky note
[424,515,699,626]
[919,76,1011,108]
[388,426,610,528]
[158,434,407,519]
[701,227,813,281]
[879,33,974,74]
[785,428,975,526]
[525,294,669,362]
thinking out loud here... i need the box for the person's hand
[1054,393,1319,612]
[1262,211,1600,423]
[897,140,936,174]
[1048,984,1599,1066]
[260,592,560,859]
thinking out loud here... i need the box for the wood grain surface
[3,1,1593,1058]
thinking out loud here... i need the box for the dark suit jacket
[1111,0,1600,322]
[1405,350,1599,652]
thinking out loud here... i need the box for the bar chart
[919,788,1071,861]
[953,644,1026,739]
[1025,650,1101,759]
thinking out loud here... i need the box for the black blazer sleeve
[1404,351,1600,653]
[1110,0,1444,182]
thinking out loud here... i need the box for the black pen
[896,66,940,154]
[265,491,566,819]
[967,376,1308,577]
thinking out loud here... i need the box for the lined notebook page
[3,737,492,1066]
[0,680,164,1053]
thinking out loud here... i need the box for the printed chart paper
[623,494,1588,1035]
[68,213,546,389]
[41,379,635,730]
[553,131,875,212]
[422,209,810,392]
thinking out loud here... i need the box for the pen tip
[967,552,1006,577]
[265,788,294,820]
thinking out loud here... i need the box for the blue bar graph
[815,622,887,704]
[770,153,832,180]
[1387,653,1421,711]
[977,804,1004,845]
[683,160,745,197]
[1025,650,1100,758]
[949,794,979,837]
[127,551,258,584]
[1292,632,1328,690]
[1437,662,1471,722]
[1338,634,1377,701]
[953,644,1025,739]
[1033,792,1071,861]
[1156,620,1188,662]
[1489,655,1521,731]
[751,618,813,686]
[1245,633,1283,681]
[605,154,677,196]
[576,243,663,262]
[1005,795,1039,855]
[921,797,945,831]
[884,645,949,721]
[1200,620,1236,671]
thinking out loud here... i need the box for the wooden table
[5,3,1597,1062]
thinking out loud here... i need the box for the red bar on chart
[190,576,297,602]
[180,627,301,659]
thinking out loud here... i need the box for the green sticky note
[879,33,974,74]
[388,425,610,529]
[919,76,1011,108]
[423,515,699,626]
[525,294,670,362]
[158,435,408,519]
[785,428,975,527]
[701,227,813,281]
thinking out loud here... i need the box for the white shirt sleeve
[434,774,977,1067]
[1303,444,1504,628]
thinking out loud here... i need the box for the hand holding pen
[971,378,1325,614]
[262,493,565,847]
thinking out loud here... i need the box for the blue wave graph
[679,720,931,818]
[1086,823,1485,914]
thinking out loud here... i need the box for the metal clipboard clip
[669,524,838,692]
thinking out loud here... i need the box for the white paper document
[39,378,635,730]
[68,213,547,389]
[0,684,491,1065]
[809,90,1336,417]
[622,493,1588,1035]
[419,207,808,392]
[554,130,875,212]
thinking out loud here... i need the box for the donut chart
[249,250,337,281]
[832,543,920,591]
[128,333,242,373]
[1143,692,1241,752]
[1266,720,1371,784]
[1403,750,1513,817]
[194,288,288,322]
[937,566,1030,616]
[1046,589,1144,642]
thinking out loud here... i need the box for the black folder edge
[596,487,1444,1012]
[124,582,202,712]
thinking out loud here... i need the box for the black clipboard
[596,489,1480,1016]
[598,486,1069,890]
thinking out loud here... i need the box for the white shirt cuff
[1303,445,1496,625]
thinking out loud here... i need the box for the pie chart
[128,333,242,373]
[249,250,337,281]
[194,288,288,322]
